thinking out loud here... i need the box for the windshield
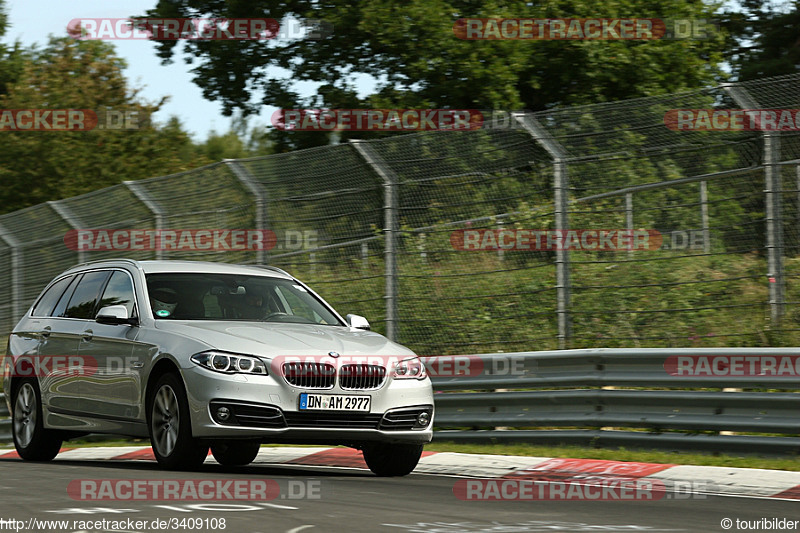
[145,273,343,325]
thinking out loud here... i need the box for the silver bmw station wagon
[3,260,434,475]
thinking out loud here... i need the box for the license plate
[299,393,371,411]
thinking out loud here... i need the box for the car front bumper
[181,365,434,445]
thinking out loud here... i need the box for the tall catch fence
[1,74,800,355]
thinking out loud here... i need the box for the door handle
[82,329,93,342]
[41,326,51,339]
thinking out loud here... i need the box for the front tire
[362,443,424,477]
[147,373,208,470]
[12,379,62,461]
[211,440,261,467]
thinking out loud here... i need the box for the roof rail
[73,258,141,268]
[254,265,293,278]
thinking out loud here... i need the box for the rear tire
[211,440,261,467]
[362,443,424,477]
[12,379,62,461]
[147,373,208,470]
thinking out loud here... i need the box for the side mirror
[96,305,137,326]
[346,314,370,331]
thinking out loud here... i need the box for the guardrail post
[350,140,399,342]
[514,113,572,348]
[724,84,785,325]
[48,200,87,265]
[225,160,269,265]
[123,181,166,260]
[0,223,22,329]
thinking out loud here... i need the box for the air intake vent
[284,411,383,429]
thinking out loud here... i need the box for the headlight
[191,351,267,375]
[393,356,427,380]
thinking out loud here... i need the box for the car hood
[154,320,416,358]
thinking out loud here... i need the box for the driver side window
[98,271,137,317]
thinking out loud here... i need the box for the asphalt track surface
[0,458,796,533]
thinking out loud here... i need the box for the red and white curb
[1,446,798,500]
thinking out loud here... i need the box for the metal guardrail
[429,348,800,455]
[427,347,800,389]
[1,348,798,454]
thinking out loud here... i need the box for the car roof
[63,259,294,280]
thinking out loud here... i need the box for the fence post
[796,164,800,254]
[514,113,572,348]
[724,84,785,326]
[48,200,86,265]
[765,132,784,323]
[361,241,369,273]
[625,193,634,258]
[350,140,399,342]
[123,181,166,261]
[0,222,22,328]
[225,160,269,265]
[700,181,711,254]
[497,220,505,262]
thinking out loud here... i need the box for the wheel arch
[144,358,183,415]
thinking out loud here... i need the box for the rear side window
[62,271,111,319]
[98,271,137,317]
[31,276,74,317]
[52,275,81,317]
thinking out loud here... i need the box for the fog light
[216,406,231,422]
[416,411,430,427]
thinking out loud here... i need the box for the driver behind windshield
[240,291,266,319]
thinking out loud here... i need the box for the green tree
[0,0,24,98]
[0,37,201,214]
[197,114,275,160]
[140,0,728,149]
[721,0,800,79]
